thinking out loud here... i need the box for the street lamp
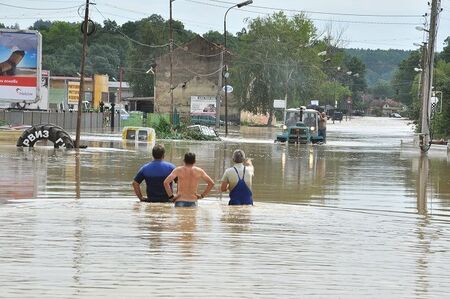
[223,0,252,136]
[146,63,157,104]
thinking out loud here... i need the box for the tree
[232,12,326,124]
[203,30,238,50]
[369,80,395,99]
[391,50,421,106]
[431,56,450,138]
[440,37,450,63]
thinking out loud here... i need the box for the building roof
[50,76,93,81]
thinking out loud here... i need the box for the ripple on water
[1,198,450,298]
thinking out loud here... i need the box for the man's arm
[132,181,145,201]
[244,158,253,167]
[220,180,229,192]
[163,169,179,200]
[220,169,229,192]
[198,170,215,198]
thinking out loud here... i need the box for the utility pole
[223,16,228,136]
[169,0,174,127]
[215,46,224,129]
[420,0,441,152]
[75,0,90,148]
[118,66,123,104]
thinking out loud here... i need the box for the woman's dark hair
[152,144,165,159]
[184,152,196,165]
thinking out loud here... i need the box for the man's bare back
[163,153,214,203]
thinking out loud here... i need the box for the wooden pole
[75,0,90,148]
[169,0,174,127]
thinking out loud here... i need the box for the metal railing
[0,110,121,131]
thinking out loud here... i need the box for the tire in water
[16,124,75,148]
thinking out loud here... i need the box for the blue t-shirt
[134,160,176,202]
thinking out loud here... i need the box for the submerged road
[1,116,450,298]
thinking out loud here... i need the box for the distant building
[368,98,406,116]
[108,81,135,110]
[154,35,239,123]
[49,74,109,110]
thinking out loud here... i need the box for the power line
[173,42,225,57]
[93,6,170,49]
[182,65,225,77]
[204,0,423,18]
[0,2,83,11]
[183,0,422,26]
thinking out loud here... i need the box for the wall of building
[155,36,240,123]
[48,75,110,110]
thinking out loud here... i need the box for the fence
[0,110,121,131]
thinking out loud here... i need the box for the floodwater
[1,117,450,298]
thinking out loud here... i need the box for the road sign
[273,99,286,109]
[222,85,233,93]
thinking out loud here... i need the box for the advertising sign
[0,30,42,103]
[273,99,286,109]
[190,96,216,115]
[68,81,80,105]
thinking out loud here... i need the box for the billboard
[190,96,216,115]
[0,30,42,103]
[68,81,80,105]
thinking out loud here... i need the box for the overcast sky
[2,0,450,50]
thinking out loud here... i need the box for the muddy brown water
[1,117,450,298]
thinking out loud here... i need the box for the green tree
[369,80,395,99]
[232,12,326,124]
[391,50,421,106]
[439,37,450,63]
[431,53,450,138]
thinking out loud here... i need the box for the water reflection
[417,154,429,216]
[221,206,253,234]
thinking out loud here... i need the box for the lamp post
[223,0,252,136]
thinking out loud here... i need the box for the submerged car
[122,127,156,143]
[187,125,220,140]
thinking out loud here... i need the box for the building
[48,74,109,110]
[154,35,239,123]
[368,98,407,116]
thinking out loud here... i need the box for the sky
[1,0,450,51]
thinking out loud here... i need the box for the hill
[344,48,412,87]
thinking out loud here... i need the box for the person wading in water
[220,149,254,205]
[163,152,215,207]
[132,144,175,202]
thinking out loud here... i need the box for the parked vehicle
[190,115,223,126]
[332,111,343,121]
[118,108,129,120]
[390,113,402,118]
[352,110,365,116]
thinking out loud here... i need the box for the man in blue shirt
[132,144,176,202]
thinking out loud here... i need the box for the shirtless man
[163,152,215,207]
